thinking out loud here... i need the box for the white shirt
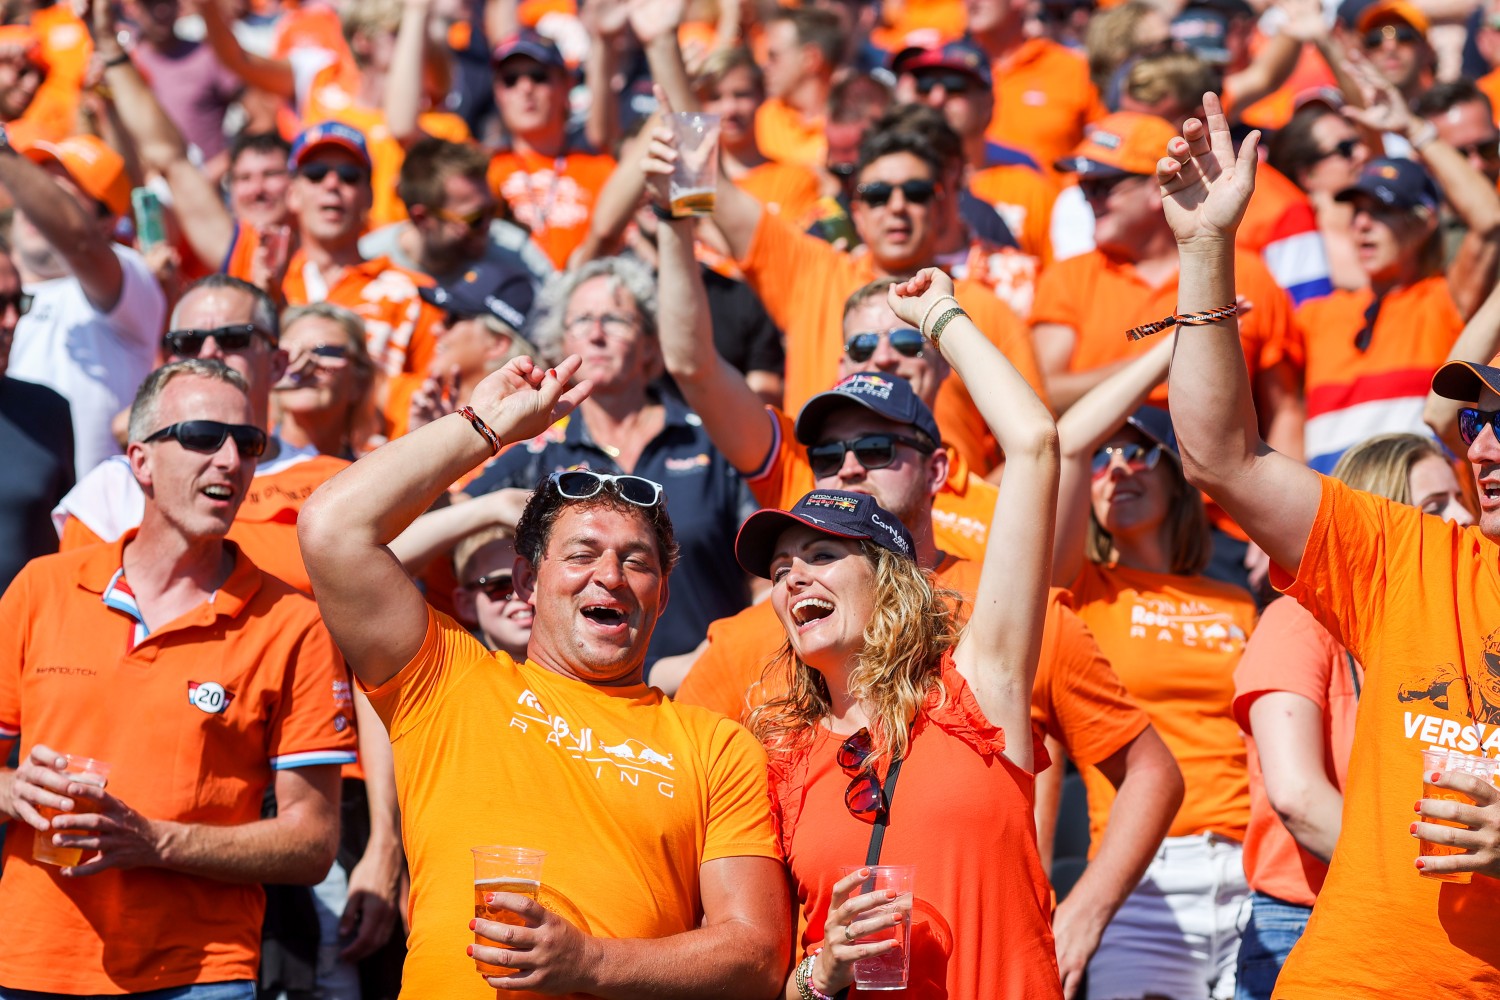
[8,245,166,480]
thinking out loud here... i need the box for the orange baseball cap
[1055,112,1177,177]
[22,135,131,218]
[0,25,44,69]
[1355,0,1429,35]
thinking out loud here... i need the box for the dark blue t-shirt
[0,376,74,591]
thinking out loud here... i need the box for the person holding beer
[732,266,1065,999]
[298,356,790,997]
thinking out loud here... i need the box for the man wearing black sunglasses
[1355,0,1432,111]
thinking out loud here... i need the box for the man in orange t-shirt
[754,8,841,170]
[0,358,354,996]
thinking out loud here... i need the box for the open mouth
[1481,481,1500,504]
[202,484,235,502]
[791,597,835,628]
[581,605,627,627]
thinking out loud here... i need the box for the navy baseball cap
[795,373,943,448]
[891,39,994,90]
[1124,405,1181,463]
[419,259,535,331]
[1171,9,1231,64]
[734,490,917,579]
[492,28,566,70]
[1432,350,1500,402]
[289,121,372,171]
[1335,158,1440,213]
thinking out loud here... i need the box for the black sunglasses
[854,179,938,207]
[1318,138,1361,162]
[0,292,32,316]
[1363,24,1422,47]
[807,433,935,479]
[499,67,550,88]
[1456,138,1500,162]
[143,419,268,458]
[1078,173,1142,202]
[298,162,367,185]
[463,572,515,601]
[836,728,886,824]
[1457,407,1500,445]
[163,324,274,357]
[550,470,665,507]
[913,71,975,95]
[844,328,924,363]
[1091,442,1163,478]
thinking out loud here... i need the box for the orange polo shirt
[487,148,616,269]
[0,533,357,994]
[753,98,826,171]
[984,38,1105,172]
[737,159,821,226]
[739,208,1046,476]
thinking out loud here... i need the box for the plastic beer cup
[838,865,915,990]
[472,846,546,976]
[1419,748,1500,883]
[667,112,720,217]
[32,755,111,867]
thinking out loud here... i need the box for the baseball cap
[1432,351,1500,403]
[1055,112,1177,177]
[734,489,917,579]
[1123,405,1181,463]
[890,39,994,90]
[22,135,129,218]
[1355,0,1429,34]
[492,28,566,70]
[1171,9,1232,64]
[1292,86,1345,114]
[0,25,45,69]
[288,121,372,171]
[418,259,535,332]
[1334,157,1440,212]
[794,372,943,448]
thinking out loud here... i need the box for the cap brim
[1432,360,1500,402]
[794,391,886,445]
[1055,156,1130,177]
[291,137,372,170]
[733,509,867,579]
[1124,413,1181,462]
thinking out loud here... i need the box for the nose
[592,551,625,588]
[887,186,909,212]
[868,335,902,369]
[197,335,225,360]
[924,84,947,107]
[211,435,242,471]
[837,447,866,481]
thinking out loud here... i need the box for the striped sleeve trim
[743,409,782,483]
[270,749,358,770]
[0,722,18,739]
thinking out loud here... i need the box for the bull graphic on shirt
[1398,626,1500,725]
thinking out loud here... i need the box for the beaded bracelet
[927,306,967,347]
[794,953,836,1000]
[1124,303,1240,342]
[458,405,501,455]
[919,295,959,337]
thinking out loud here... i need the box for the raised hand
[469,355,592,446]
[627,0,686,47]
[886,266,959,335]
[1339,47,1418,136]
[1157,92,1260,247]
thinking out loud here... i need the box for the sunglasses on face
[1091,442,1164,479]
[1078,173,1142,203]
[0,291,32,316]
[142,419,268,458]
[854,179,938,208]
[550,469,665,507]
[912,72,975,96]
[1363,23,1422,47]
[293,343,352,367]
[844,327,925,363]
[1317,138,1362,162]
[1455,138,1500,162]
[806,433,935,479]
[499,67,550,88]
[163,324,274,357]
[297,162,367,185]
[837,728,887,824]
[1457,407,1500,445]
[438,203,497,234]
[463,572,515,601]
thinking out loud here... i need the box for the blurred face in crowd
[965,0,1022,36]
[1467,386,1500,541]
[895,68,994,140]
[837,297,950,407]
[1081,171,1161,256]
[1090,428,1173,546]
[228,147,292,231]
[560,275,657,393]
[851,152,943,274]
[127,0,179,47]
[494,56,568,140]
[415,171,498,273]
[454,536,533,659]
[1427,98,1500,186]
[1347,193,1433,283]
[701,64,763,154]
[1407,454,1473,525]
[432,311,511,383]
[168,285,286,418]
[0,252,22,380]
[1362,15,1429,93]
[1299,112,1369,196]
[11,165,111,281]
[273,313,369,427]
[0,48,42,121]
[762,20,807,100]
[807,406,946,527]
[288,147,372,248]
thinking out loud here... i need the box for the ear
[925,445,950,499]
[513,554,538,604]
[127,440,155,496]
[269,346,290,384]
[486,331,516,361]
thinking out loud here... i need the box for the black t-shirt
[700,266,785,378]
[0,376,74,591]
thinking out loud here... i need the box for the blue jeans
[1234,892,1312,1000]
[0,982,255,999]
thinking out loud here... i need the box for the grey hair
[527,255,658,364]
[282,302,375,371]
[171,274,281,343]
[127,359,250,443]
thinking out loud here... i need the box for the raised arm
[385,0,432,144]
[890,270,1059,772]
[1223,0,1312,113]
[629,0,697,114]
[1161,92,1323,576]
[1424,278,1500,453]
[0,148,123,311]
[386,488,530,572]
[193,0,296,100]
[299,357,591,688]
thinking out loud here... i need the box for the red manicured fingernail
[485,892,496,905]
[1432,772,1443,781]
[468,919,476,930]
[1410,822,1418,834]
[546,368,556,379]
[1415,859,1426,870]
[466,945,474,957]
[1416,801,1422,812]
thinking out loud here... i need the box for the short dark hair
[514,475,680,573]
[872,104,963,170]
[1416,78,1495,120]
[171,274,281,343]
[772,7,844,67]
[853,125,945,182]
[228,131,292,170]
[397,138,491,212]
[1267,106,1338,189]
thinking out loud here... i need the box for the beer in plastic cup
[472,846,546,976]
[1418,748,1500,883]
[667,112,720,217]
[838,864,915,991]
[32,755,111,868]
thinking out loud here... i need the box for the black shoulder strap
[863,754,905,867]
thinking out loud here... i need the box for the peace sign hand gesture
[1157,92,1261,249]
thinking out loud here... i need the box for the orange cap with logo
[1055,112,1178,177]
[1355,0,1429,35]
[21,135,131,218]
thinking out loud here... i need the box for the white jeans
[1087,833,1249,1000]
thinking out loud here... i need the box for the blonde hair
[453,525,516,582]
[1087,2,1163,91]
[1330,432,1452,503]
[748,544,966,773]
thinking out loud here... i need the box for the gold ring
[844,926,854,944]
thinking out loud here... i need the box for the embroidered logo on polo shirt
[188,681,234,714]
[663,453,710,473]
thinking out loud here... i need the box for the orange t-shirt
[740,208,1047,476]
[0,534,357,994]
[753,97,826,171]
[984,38,1105,172]
[1233,595,1360,908]
[1267,477,1500,996]
[16,3,89,145]
[742,405,999,563]
[1239,38,1337,132]
[362,608,780,999]
[1070,560,1256,851]
[486,148,616,269]
[870,0,966,51]
[1481,68,1500,125]
[969,163,1058,265]
[736,159,821,227]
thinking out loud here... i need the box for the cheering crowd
[2,0,1500,996]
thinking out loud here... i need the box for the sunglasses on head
[463,572,515,601]
[1091,442,1164,479]
[1457,407,1500,445]
[550,470,665,507]
[844,327,925,363]
[837,728,887,824]
[163,324,273,357]
[0,292,32,316]
[143,419,268,458]
[298,162,367,185]
[854,179,938,208]
[1363,23,1422,47]
[499,67,550,88]
[913,71,975,95]
[807,433,935,479]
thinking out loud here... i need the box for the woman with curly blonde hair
[734,268,1064,1000]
